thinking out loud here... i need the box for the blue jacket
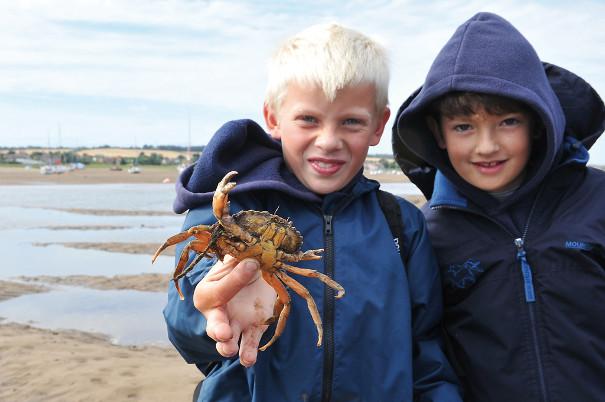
[392,12,605,402]
[163,119,462,401]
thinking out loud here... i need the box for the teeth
[315,161,334,168]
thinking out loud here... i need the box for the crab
[152,170,345,351]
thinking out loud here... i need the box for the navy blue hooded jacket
[392,12,605,402]
[163,119,462,401]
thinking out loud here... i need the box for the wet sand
[0,280,49,302]
[0,322,201,402]
[0,275,202,402]
[33,241,176,257]
[16,273,171,292]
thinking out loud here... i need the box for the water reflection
[0,285,170,346]
[0,183,176,211]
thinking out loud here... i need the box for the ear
[369,107,391,146]
[426,116,446,149]
[263,102,281,139]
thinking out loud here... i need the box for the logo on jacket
[445,259,483,289]
[564,240,593,251]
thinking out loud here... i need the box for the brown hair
[430,92,531,117]
[428,91,544,138]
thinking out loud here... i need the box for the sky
[2,0,605,163]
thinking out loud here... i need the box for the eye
[453,124,472,133]
[501,117,521,127]
[343,118,363,126]
[298,115,318,124]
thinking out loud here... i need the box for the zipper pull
[514,238,536,303]
[324,215,333,236]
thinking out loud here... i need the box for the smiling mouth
[474,161,504,167]
[309,159,344,175]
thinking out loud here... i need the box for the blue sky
[2,0,605,163]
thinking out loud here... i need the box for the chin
[308,180,343,195]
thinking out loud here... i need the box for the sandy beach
[0,165,197,401]
[0,165,181,185]
[1,260,200,402]
[0,164,423,401]
[0,322,201,402]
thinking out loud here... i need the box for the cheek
[442,137,469,162]
[510,133,532,160]
[280,134,307,158]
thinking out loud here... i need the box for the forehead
[440,105,531,121]
[279,81,378,112]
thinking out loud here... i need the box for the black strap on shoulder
[377,189,407,269]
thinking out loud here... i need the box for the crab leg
[277,248,324,262]
[171,237,213,300]
[258,270,291,351]
[275,270,323,347]
[277,263,345,298]
[264,297,284,326]
[151,224,213,263]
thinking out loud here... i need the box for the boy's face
[264,82,390,194]
[431,106,532,193]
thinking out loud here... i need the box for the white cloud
[1,0,604,163]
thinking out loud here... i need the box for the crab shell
[223,210,303,253]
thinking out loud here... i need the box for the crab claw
[152,224,213,263]
[152,231,193,263]
[174,279,186,300]
[213,171,238,220]
[300,249,324,260]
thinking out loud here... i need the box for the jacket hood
[173,119,321,213]
[392,12,605,204]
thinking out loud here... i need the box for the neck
[489,173,525,200]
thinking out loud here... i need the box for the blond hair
[265,23,390,112]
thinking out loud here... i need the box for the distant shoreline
[0,165,181,185]
[0,165,411,185]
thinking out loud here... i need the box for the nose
[315,125,342,151]
[475,129,499,155]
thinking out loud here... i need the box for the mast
[187,113,192,163]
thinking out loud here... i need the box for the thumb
[230,258,261,287]
[196,258,261,309]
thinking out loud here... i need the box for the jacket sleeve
[162,205,225,369]
[402,203,463,402]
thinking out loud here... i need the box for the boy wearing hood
[163,24,461,401]
[393,12,605,402]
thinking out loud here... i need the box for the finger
[197,258,261,309]
[204,307,232,342]
[203,255,238,282]
[216,321,243,358]
[193,257,243,311]
[239,325,268,367]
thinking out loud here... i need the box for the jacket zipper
[317,193,372,402]
[513,192,549,402]
[321,214,335,402]
[433,185,549,402]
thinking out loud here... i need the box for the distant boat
[128,165,142,174]
[40,164,72,175]
[40,165,54,175]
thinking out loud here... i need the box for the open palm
[193,255,277,366]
